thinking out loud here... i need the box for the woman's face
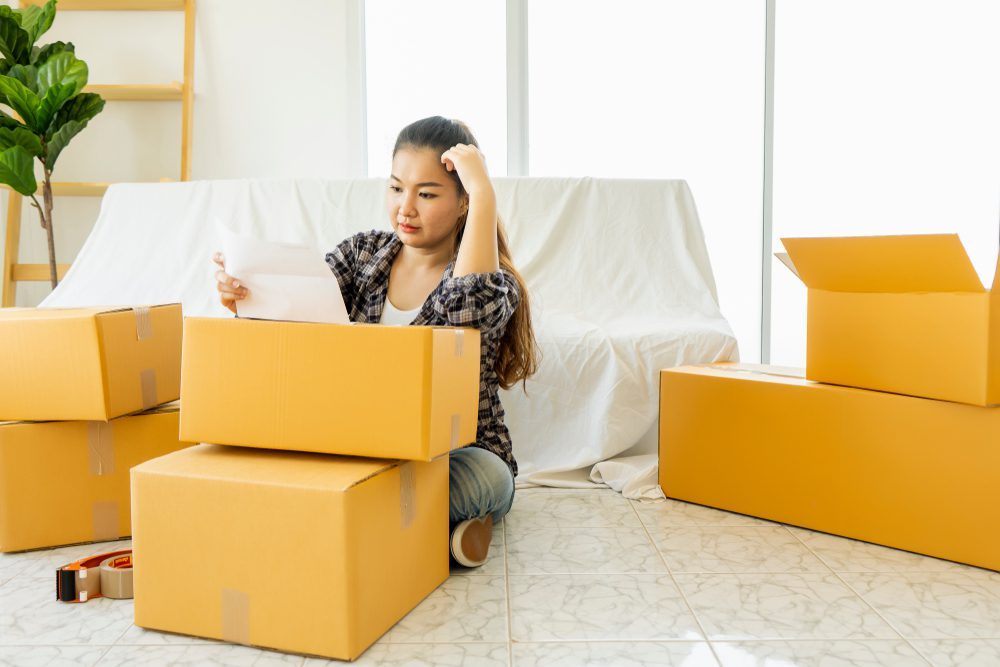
[387,147,468,252]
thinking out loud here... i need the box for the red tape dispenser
[56,549,133,603]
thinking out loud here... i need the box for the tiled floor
[2,487,1000,666]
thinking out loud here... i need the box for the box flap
[134,444,398,491]
[781,234,985,293]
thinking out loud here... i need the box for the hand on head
[212,252,248,315]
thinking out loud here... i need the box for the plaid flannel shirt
[325,230,520,477]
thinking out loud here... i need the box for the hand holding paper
[218,225,351,325]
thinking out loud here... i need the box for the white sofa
[42,177,738,496]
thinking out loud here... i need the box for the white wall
[2,0,365,306]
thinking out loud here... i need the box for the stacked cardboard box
[0,305,189,552]
[131,317,480,660]
[658,234,1000,571]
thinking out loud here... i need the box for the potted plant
[0,0,105,288]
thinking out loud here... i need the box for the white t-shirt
[379,297,421,326]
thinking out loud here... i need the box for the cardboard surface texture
[131,444,450,661]
[0,305,183,421]
[659,363,1000,572]
[780,234,1000,406]
[0,404,190,552]
[180,317,480,460]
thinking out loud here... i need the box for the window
[364,0,508,177]
[770,0,1000,365]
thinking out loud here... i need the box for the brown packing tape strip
[140,368,158,409]
[450,414,460,450]
[87,422,115,476]
[221,588,250,645]
[399,462,415,530]
[100,554,134,599]
[454,328,464,356]
[133,306,153,341]
[73,564,103,602]
[92,501,120,542]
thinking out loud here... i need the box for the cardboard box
[0,305,183,421]
[778,234,999,406]
[0,404,190,552]
[659,364,1000,571]
[131,444,449,661]
[180,317,479,460]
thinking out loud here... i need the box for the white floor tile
[633,499,776,531]
[0,645,108,666]
[509,574,703,642]
[506,526,666,575]
[506,489,640,530]
[910,639,1000,667]
[653,526,829,574]
[0,577,133,646]
[788,527,976,574]
[96,643,303,666]
[306,642,508,666]
[511,641,718,666]
[115,624,221,646]
[380,575,508,643]
[675,573,900,641]
[843,571,1000,639]
[712,640,928,666]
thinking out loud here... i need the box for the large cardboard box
[659,363,1000,571]
[180,317,480,460]
[778,234,999,406]
[131,444,449,661]
[0,305,183,421]
[0,404,190,552]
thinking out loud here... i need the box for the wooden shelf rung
[11,263,71,282]
[20,0,184,10]
[84,83,184,101]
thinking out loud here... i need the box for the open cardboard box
[778,234,999,406]
[180,316,480,460]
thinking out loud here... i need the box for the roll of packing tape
[99,553,134,599]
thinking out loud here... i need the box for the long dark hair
[393,116,539,390]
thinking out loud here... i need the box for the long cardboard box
[778,234,999,406]
[180,316,480,460]
[0,305,183,421]
[659,363,1000,571]
[0,404,190,552]
[131,444,449,661]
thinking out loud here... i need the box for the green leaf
[45,118,83,168]
[36,52,87,98]
[0,6,24,27]
[0,111,24,130]
[6,63,37,92]
[0,75,39,128]
[0,15,30,64]
[47,91,103,139]
[0,145,37,196]
[19,1,56,44]
[0,126,42,157]
[30,40,74,66]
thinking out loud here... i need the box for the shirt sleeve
[429,269,521,337]
[324,233,363,314]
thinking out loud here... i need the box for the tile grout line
[503,517,514,667]
[781,525,936,667]
[629,498,724,666]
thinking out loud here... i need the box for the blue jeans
[449,446,515,525]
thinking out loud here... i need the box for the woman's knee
[449,446,515,523]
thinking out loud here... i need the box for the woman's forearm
[453,186,499,277]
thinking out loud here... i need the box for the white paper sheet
[219,224,350,325]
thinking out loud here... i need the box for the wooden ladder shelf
[1,0,195,306]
